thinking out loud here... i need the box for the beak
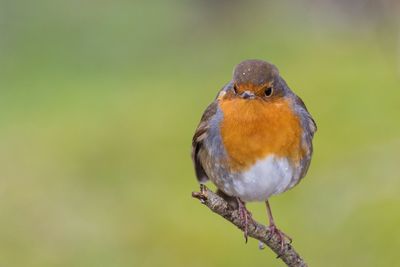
[240,90,255,99]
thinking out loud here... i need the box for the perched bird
[191,59,316,247]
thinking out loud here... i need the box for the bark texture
[192,185,308,267]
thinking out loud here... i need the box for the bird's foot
[267,223,292,254]
[236,198,254,243]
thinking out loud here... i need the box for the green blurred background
[1,0,400,266]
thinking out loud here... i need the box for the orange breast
[219,97,303,171]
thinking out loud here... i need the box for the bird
[191,59,316,249]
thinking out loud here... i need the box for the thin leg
[266,200,275,225]
[236,197,253,243]
[265,200,292,252]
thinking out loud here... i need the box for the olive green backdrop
[1,1,400,266]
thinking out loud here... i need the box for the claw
[268,223,291,253]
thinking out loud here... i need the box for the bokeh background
[1,0,400,266]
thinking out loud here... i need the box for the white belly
[228,155,298,202]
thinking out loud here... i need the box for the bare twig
[192,185,308,267]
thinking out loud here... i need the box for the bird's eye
[264,87,273,97]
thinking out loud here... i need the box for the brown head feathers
[233,59,279,87]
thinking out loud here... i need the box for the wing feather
[191,101,218,183]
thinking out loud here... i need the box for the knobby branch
[192,185,308,267]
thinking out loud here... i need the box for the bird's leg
[265,200,292,252]
[236,197,253,243]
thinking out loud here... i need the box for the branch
[192,185,308,267]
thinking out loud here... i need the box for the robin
[191,59,316,248]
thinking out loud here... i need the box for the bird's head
[228,59,284,101]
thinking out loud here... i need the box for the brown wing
[292,94,317,180]
[294,95,317,137]
[191,100,218,183]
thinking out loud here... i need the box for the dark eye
[264,87,273,97]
